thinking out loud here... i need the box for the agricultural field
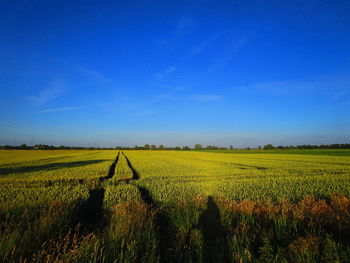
[1,150,350,262]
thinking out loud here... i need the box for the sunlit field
[1,150,350,262]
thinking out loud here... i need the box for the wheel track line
[23,151,122,261]
[79,151,121,232]
[121,151,139,180]
[122,151,175,261]
[103,151,120,181]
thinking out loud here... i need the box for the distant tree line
[1,143,349,150]
[115,144,193,150]
[0,144,115,150]
[0,144,194,150]
[263,143,350,150]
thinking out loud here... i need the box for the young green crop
[0,150,116,182]
[126,150,350,202]
[1,149,350,262]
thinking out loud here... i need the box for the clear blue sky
[1,0,350,147]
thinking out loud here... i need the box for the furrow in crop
[102,151,120,181]
[122,152,175,261]
[122,151,139,180]
[75,151,120,232]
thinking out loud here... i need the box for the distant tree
[194,144,202,150]
[159,144,165,150]
[174,146,181,150]
[135,145,145,150]
[19,144,27,149]
[151,145,157,150]
[230,145,234,150]
[206,145,218,150]
[144,144,151,150]
[258,145,262,149]
[183,146,190,150]
[264,144,275,150]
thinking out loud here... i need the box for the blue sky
[1,0,350,147]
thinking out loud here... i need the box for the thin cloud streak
[28,81,66,104]
[153,93,223,102]
[331,90,350,100]
[241,73,350,98]
[175,17,198,35]
[78,66,108,81]
[154,66,177,79]
[35,106,84,114]
[183,31,227,60]
[208,35,249,72]
[189,94,223,102]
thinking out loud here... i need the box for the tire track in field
[121,151,139,179]
[23,151,121,261]
[78,151,120,232]
[103,151,120,181]
[122,151,175,261]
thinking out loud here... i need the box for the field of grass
[200,149,350,156]
[1,150,350,262]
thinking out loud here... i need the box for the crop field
[1,150,350,262]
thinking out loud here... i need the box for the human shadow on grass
[136,186,177,261]
[74,188,106,233]
[197,196,230,263]
[0,159,108,176]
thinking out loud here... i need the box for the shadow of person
[76,188,105,233]
[198,196,230,263]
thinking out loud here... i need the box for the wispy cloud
[331,90,350,100]
[242,73,350,98]
[184,31,226,59]
[78,66,108,81]
[153,93,223,102]
[154,66,177,79]
[134,110,155,116]
[176,17,198,33]
[187,38,214,58]
[188,94,223,102]
[243,80,319,96]
[36,106,84,114]
[208,35,249,72]
[152,15,198,46]
[28,81,66,104]
[154,94,173,101]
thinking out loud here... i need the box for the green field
[1,150,350,262]
[200,149,350,156]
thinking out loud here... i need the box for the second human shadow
[197,196,230,263]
